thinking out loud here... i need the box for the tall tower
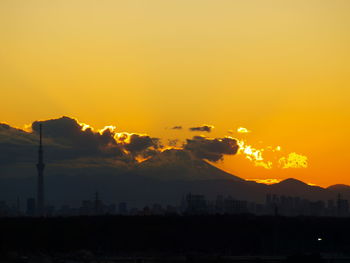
[36,124,45,216]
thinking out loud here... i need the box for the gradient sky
[1,0,349,187]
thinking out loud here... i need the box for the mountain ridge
[136,149,243,181]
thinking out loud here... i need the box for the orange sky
[1,0,349,187]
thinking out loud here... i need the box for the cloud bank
[0,117,231,167]
[0,117,308,174]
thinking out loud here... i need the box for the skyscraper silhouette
[36,124,45,216]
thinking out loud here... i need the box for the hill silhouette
[327,184,350,191]
[268,178,328,201]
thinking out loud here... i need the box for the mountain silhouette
[136,149,243,181]
[277,178,308,186]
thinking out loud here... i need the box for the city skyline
[1,116,350,214]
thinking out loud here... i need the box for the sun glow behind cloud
[76,118,118,135]
[246,178,316,186]
[99,125,117,134]
[279,152,308,169]
[237,127,250,133]
[234,127,308,170]
[75,121,310,170]
[246,178,281,185]
[23,117,310,171]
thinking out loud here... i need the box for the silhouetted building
[223,196,248,214]
[80,200,94,215]
[165,205,178,215]
[118,202,128,215]
[0,201,10,217]
[184,193,207,214]
[94,191,103,215]
[327,199,336,216]
[309,200,325,216]
[46,205,55,217]
[337,194,349,217]
[26,198,36,216]
[152,204,163,215]
[215,195,224,214]
[57,205,75,216]
[106,203,116,214]
[140,206,152,216]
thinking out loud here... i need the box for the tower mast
[36,124,45,216]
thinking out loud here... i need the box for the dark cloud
[32,117,124,160]
[0,123,36,145]
[171,126,182,130]
[124,134,161,155]
[189,125,214,132]
[0,117,238,175]
[184,136,239,162]
[0,123,39,165]
[0,117,165,169]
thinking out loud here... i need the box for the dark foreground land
[1,215,350,262]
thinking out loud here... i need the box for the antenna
[37,123,45,216]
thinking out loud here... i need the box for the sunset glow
[246,178,281,185]
[2,2,350,258]
[99,125,117,135]
[279,153,308,169]
[1,0,350,187]
[237,127,250,134]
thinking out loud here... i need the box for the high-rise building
[26,198,36,216]
[94,191,103,215]
[118,202,128,215]
[337,194,349,217]
[185,193,207,214]
[36,124,45,216]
